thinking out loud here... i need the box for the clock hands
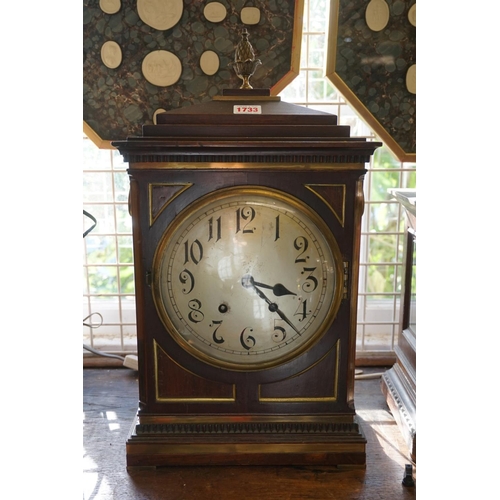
[252,281,297,297]
[242,274,301,335]
[241,275,296,297]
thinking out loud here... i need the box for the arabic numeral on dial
[301,267,318,292]
[240,327,256,350]
[294,236,309,263]
[235,206,256,234]
[272,321,286,342]
[183,239,203,265]
[208,216,221,242]
[179,269,195,294]
[210,320,224,344]
[294,299,311,321]
[187,299,204,323]
[275,215,280,241]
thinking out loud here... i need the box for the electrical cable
[83,312,125,361]
[83,343,125,361]
[83,312,103,329]
[354,369,386,380]
[83,211,133,366]
[355,372,385,380]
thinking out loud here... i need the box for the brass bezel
[151,185,344,372]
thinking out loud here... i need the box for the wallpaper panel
[327,0,416,161]
[83,0,302,145]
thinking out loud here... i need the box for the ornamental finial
[231,29,261,89]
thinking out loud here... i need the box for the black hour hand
[252,281,296,297]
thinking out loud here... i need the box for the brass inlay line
[304,183,346,227]
[258,340,340,402]
[154,340,236,403]
[148,182,193,227]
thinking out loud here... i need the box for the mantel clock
[112,89,381,468]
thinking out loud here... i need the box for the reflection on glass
[218,256,233,281]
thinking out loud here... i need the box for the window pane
[402,167,416,188]
[117,236,134,264]
[308,0,329,31]
[82,204,116,234]
[300,34,308,68]
[307,33,326,67]
[368,202,400,232]
[368,234,398,263]
[114,171,130,202]
[366,264,396,295]
[82,268,89,295]
[85,235,117,264]
[119,266,135,294]
[302,0,309,30]
[281,69,306,101]
[116,204,132,233]
[112,149,128,170]
[83,172,114,202]
[308,70,336,101]
[121,300,137,323]
[87,266,119,294]
[369,170,401,201]
[373,146,401,169]
[83,139,113,170]
[338,104,372,137]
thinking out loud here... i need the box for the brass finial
[231,29,261,89]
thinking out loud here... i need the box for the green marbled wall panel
[328,0,416,161]
[83,0,300,144]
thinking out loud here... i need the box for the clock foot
[402,464,415,487]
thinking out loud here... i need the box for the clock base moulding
[126,414,367,468]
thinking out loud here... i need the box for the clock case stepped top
[111,90,381,163]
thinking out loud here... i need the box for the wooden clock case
[112,91,381,468]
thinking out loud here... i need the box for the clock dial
[152,187,343,370]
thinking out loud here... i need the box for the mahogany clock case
[131,167,362,416]
[112,96,381,467]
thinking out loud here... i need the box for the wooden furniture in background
[381,189,416,462]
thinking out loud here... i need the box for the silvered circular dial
[153,187,342,371]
